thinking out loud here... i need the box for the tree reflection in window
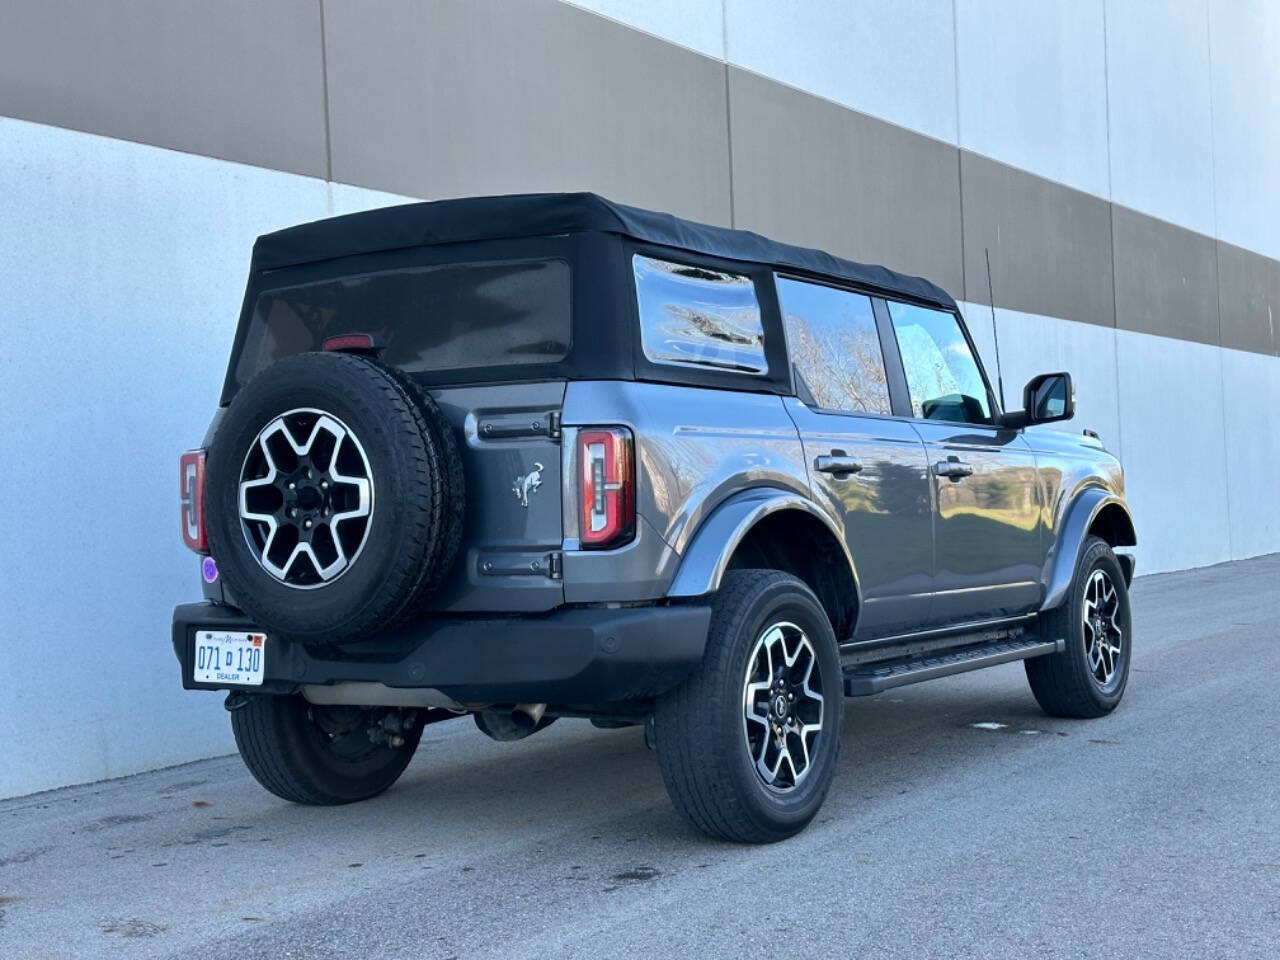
[776,277,890,415]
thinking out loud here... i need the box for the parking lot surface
[2,554,1277,959]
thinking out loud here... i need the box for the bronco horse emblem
[513,462,544,508]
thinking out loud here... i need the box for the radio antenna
[985,247,1006,410]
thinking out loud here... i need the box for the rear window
[233,258,571,388]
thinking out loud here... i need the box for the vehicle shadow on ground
[243,672,1070,849]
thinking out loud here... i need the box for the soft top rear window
[232,258,571,390]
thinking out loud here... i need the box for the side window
[887,302,992,424]
[776,277,891,415]
[632,254,767,374]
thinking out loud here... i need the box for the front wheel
[231,694,423,804]
[1026,536,1132,718]
[654,570,843,843]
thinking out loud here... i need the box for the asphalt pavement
[2,554,1278,959]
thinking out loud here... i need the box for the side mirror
[998,372,1075,429]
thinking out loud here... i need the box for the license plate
[192,630,266,686]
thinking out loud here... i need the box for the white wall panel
[955,0,1110,198]
[559,0,725,58]
[725,0,958,144]
[1220,348,1280,560]
[1104,0,1216,237]
[0,118,331,799]
[1113,329,1231,573]
[1207,0,1280,261]
[328,181,419,216]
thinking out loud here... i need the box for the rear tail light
[180,449,208,553]
[322,333,385,354]
[578,428,635,549]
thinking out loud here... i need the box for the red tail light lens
[578,428,635,549]
[322,333,382,353]
[180,449,208,553]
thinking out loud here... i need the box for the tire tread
[205,351,464,644]
[655,570,841,843]
[1025,537,1129,719]
[231,694,420,805]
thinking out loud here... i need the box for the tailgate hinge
[477,551,563,580]
[476,410,561,441]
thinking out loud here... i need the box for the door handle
[814,454,864,477]
[933,457,974,481]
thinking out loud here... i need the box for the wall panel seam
[1101,1,1122,462]
[318,0,333,184]
[723,63,736,229]
[950,0,962,148]
[1108,203,1125,462]
[1204,0,1234,558]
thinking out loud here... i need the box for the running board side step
[842,636,1064,697]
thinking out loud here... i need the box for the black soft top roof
[251,192,955,310]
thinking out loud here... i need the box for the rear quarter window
[632,254,768,375]
[233,258,571,388]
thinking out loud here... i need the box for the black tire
[231,694,423,805]
[375,362,465,628]
[204,351,463,644]
[1026,536,1132,718]
[654,570,843,844]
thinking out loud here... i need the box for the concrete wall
[0,117,410,799]
[1,0,1277,798]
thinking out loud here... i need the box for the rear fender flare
[666,488,861,606]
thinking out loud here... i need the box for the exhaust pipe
[474,703,552,741]
[511,703,547,731]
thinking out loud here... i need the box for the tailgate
[425,381,566,613]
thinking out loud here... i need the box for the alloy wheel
[1082,568,1124,689]
[238,408,374,588]
[742,621,825,790]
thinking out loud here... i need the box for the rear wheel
[231,694,423,805]
[654,570,843,843]
[1026,536,1132,718]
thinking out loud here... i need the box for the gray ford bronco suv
[174,193,1136,843]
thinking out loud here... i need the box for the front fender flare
[666,488,860,604]
[1041,488,1136,611]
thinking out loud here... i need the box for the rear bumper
[171,601,711,706]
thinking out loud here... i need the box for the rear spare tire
[204,351,463,644]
